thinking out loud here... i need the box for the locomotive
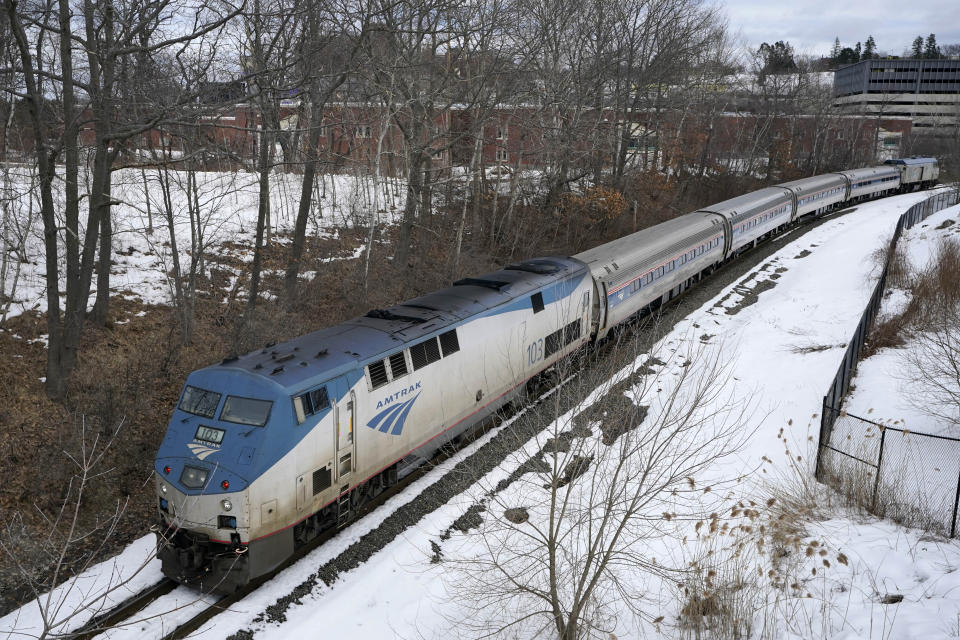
[154,157,938,592]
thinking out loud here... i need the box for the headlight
[179,465,209,489]
[221,499,233,512]
[159,483,168,495]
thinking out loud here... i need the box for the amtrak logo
[187,443,218,460]
[367,391,421,436]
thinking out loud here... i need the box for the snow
[0,536,163,639]
[4,190,960,640]
[845,204,960,436]
[0,166,404,323]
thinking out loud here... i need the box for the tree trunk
[248,128,273,314]
[395,145,424,268]
[284,98,325,301]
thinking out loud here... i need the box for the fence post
[951,466,960,538]
[816,398,828,481]
[871,426,887,512]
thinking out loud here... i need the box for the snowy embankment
[844,204,960,433]
[4,191,960,640]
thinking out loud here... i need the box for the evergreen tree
[924,33,940,59]
[837,47,858,65]
[831,37,842,61]
[862,36,876,60]
[854,41,861,59]
[912,35,924,58]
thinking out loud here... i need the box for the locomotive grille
[313,467,331,495]
[439,329,460,356]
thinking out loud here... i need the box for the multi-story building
[833,58,960,135]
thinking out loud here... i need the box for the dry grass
[866,237,960,358]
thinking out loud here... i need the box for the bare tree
[1,0,237,398]
[282,0,370,300]
[443,332,752,639]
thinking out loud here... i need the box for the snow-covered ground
[844,205,960,433]
[0,167,406,322]
[4,191,960,640]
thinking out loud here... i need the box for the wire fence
[819,406,960,537]
[815,187,960,536]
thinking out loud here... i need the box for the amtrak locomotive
[154,157,939,592]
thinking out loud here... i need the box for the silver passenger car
[778,174,848,218]
[696,187,793,257]
[838,166,900,200]
[574,213,725,337]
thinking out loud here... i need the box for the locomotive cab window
[179,385,222,418]
[294,386,330,424]
[220,396,272,426]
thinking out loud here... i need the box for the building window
[495,148,508,162]
[497,125,507,140]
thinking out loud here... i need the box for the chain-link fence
[818,406,960,537]
[815,187,960,536]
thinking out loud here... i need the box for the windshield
[178,385,222,418]
[220,396,273,426]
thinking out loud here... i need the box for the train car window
[179,385,222,418]
[367,360,389,389]
[221,396,273,426]
[411,337,442,370]
[531,292,544,313]
[389,351,408,378]
[439,329,460,356]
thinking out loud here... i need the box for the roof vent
[365,309,427,323]
[505,260,561,274]
[271,366,284,375]
[454,278,509,291]
[315,349,328,358]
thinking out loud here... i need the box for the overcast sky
[722,0,960,57]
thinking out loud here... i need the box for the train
[153,157,939,592]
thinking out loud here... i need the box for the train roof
[697,187,791,219]
[777,173,846,193]
[573,212,722,288]
[839,165,899,179]
[885,157,937,166]
[204,256,585,393]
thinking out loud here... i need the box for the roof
[206,257,584,393]
[885,157,937,166]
